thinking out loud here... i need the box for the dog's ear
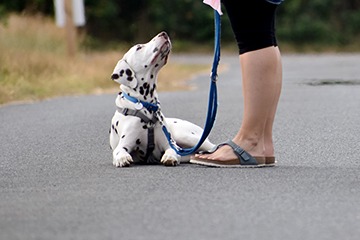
[111,60,138,88]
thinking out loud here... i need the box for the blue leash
[162,10,221,156]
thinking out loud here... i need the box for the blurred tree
[0,0,359,48]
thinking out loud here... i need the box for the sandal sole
[265,157,277,167]
[190,158,266,168]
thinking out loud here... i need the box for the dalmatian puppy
[109,31,214,167]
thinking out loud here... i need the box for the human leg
[264,46,282,160]
[197,46,280,161]
[192,0,282,166]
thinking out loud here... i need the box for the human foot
[190,140,265,167]
[264,142,276,166]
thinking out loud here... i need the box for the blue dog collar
[122,92,159,112]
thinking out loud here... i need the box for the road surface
[1,54,360,240]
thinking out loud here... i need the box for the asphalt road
[1,54,360,240]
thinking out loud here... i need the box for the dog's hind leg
[165,118,215,151]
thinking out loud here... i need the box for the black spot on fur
[115,128,118,134]
[191,132,195,135]
[121,135,125,138]
[123,147,128,152]
[144,65,148,68]
[150,74,154,79]
[141,78,144,81]
[112,124,115,130]
[125,69,132,76]
[136,45,142,51]
[139,87,144,95]
[116,121,119,126]
[119,70,124,77]
[174,121,177,123]
[111,73,119,80]
[153,47,159,53]
[142,125,147,129]
[150,89,154,98]
[136,139,141,145]
[155,64,159,68]
[127,76,133,81]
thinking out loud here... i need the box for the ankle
[264,138,275,157]
[233,134,265,156]
[264,148,275,157]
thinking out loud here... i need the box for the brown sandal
[190,140,266,168]
[265,156,276,166]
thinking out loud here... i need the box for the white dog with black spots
[109,32,214,167]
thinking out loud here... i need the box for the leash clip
[134,102,143,110]
[210,73,218,82]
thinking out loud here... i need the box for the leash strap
[161,10,221,156]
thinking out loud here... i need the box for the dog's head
[111,32,171,90]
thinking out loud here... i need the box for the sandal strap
[198,140,259,165]
[224,140,258,165]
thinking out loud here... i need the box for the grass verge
[0,14,209,105]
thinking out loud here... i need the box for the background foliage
[1,0,360,49]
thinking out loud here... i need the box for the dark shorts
[222,0,281,54]
[265,0,284,5]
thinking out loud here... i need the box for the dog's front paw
[113,152,133,167]
[161,149,180,166]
